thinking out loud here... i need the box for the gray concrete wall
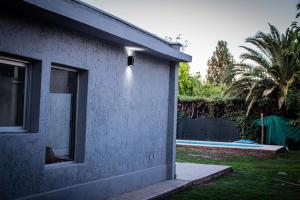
[0,11,176,200]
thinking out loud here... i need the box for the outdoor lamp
[128,56,134,67]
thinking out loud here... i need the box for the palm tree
[223,24,300,115]
[297,2,300,18]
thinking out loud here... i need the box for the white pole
[261,113,264,144]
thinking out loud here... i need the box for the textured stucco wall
[0,11,175,200]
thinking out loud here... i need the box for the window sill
[45,161,84,169]
[0,131,37,135]
[0,127,28,132]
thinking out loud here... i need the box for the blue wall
[0,10,176,200]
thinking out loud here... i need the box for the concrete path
[176,163,231,183]
[108,162,232,200]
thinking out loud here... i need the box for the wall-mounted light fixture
[128,56,134,67]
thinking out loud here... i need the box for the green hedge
[177,97,288,140]
[178,96,284,119]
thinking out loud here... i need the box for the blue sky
[82,0,298,78]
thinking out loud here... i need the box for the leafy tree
[195,71,202,82]
[178,62,201,96]
[178,62,190,96]
[178,63,227,99]
[206,40,235,84]
[288,2,300,55]
[223,24,300,115]
[189,76,202,96]
[288,1,300,125]
[197,82,227,99]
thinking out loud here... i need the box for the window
[0,57,28,132]
[45,66,78,164]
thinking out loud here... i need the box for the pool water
[176,139,262,148]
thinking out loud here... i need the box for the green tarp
[255,115,300,145]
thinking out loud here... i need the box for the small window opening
[45,66,78,164]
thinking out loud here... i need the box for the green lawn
[168,147,300,200]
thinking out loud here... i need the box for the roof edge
[75,0,176,47]
[22,0,192,62]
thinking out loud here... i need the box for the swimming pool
[176,140,262,148]
[176,139,285,155]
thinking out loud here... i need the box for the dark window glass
[0,63,25,127]
[50,68,77,94]
[46,67,77,164]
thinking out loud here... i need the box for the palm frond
[297,2,300,18]
[225,24,299,114]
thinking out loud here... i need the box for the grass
[168,147,300,200]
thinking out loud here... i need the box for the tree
[197,82,227,99]
[178,62,191,96]
[223,24,300,115]
[206,40,235,84]
[288,1,300,125]
[195,71,202,82]
[178,62,201,96]
[178,62,227,98]
[288,2,300,55]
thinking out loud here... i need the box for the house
[0,0,192,199]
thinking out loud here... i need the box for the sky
[82,0,298,78]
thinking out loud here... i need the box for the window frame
[0,56,29,132]
[46,65,79,164]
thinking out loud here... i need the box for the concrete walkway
[108,162,232,200]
